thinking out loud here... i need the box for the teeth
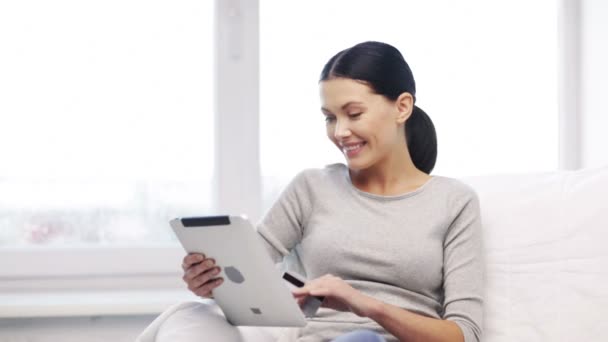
[343,143,363,152]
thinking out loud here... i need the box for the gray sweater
[257,164,483,342]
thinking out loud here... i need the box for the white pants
[136,301,298,342]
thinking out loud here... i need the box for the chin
[344,158,372,171]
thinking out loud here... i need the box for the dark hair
[319,41,437,174]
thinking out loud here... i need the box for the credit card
[282,271,324,317]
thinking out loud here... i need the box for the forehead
[319,78,375,108]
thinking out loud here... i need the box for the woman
[157,41,483,342]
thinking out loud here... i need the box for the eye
[324,115,336,123]
[348,112,363,119]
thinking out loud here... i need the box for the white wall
[581,0,608,168]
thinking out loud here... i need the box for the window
[260,0,559,209]
[0,0,214,247]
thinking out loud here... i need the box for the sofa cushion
[461,166,608,342]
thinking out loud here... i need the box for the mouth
[341,142,367,158]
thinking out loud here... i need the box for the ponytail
[405,106,437,174]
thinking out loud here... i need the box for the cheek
[325,124,335,140]
[365,119,394,145]
[355,119,378,138]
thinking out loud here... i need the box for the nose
[334,119,352,140]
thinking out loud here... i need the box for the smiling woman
[318,42,437,184]
[143,40,482,342]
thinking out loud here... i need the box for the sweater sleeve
[255,170,314,263]
[442,190,484,342]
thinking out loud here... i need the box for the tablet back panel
[170,215,307,327]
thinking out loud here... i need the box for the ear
[395,92,414,125]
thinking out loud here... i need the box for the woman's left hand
[291,274,377,317]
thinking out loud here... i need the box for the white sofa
[461,165,608,342]
[140,166,608,342]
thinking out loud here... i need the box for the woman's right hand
[181,253,224,298]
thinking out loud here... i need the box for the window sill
[0,289,203,318]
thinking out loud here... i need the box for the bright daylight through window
[0,0,214,247]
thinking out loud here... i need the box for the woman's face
[320,78,409,171]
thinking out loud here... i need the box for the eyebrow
[321,101,365,113]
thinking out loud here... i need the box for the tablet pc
[170,215,307,327]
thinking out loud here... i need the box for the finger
[188,266,221,290]
[309,287,329,296]
[292,288,307,295]
[182,253,205,270]
[185,267,220,291]
[292,293,307,300]
[193,277,224,297]
[183,259,216,282]
[182,255,203,271]
[292,284,314,295]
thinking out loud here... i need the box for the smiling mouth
[342,142,366,157]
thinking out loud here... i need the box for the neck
[349,145,430,196]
